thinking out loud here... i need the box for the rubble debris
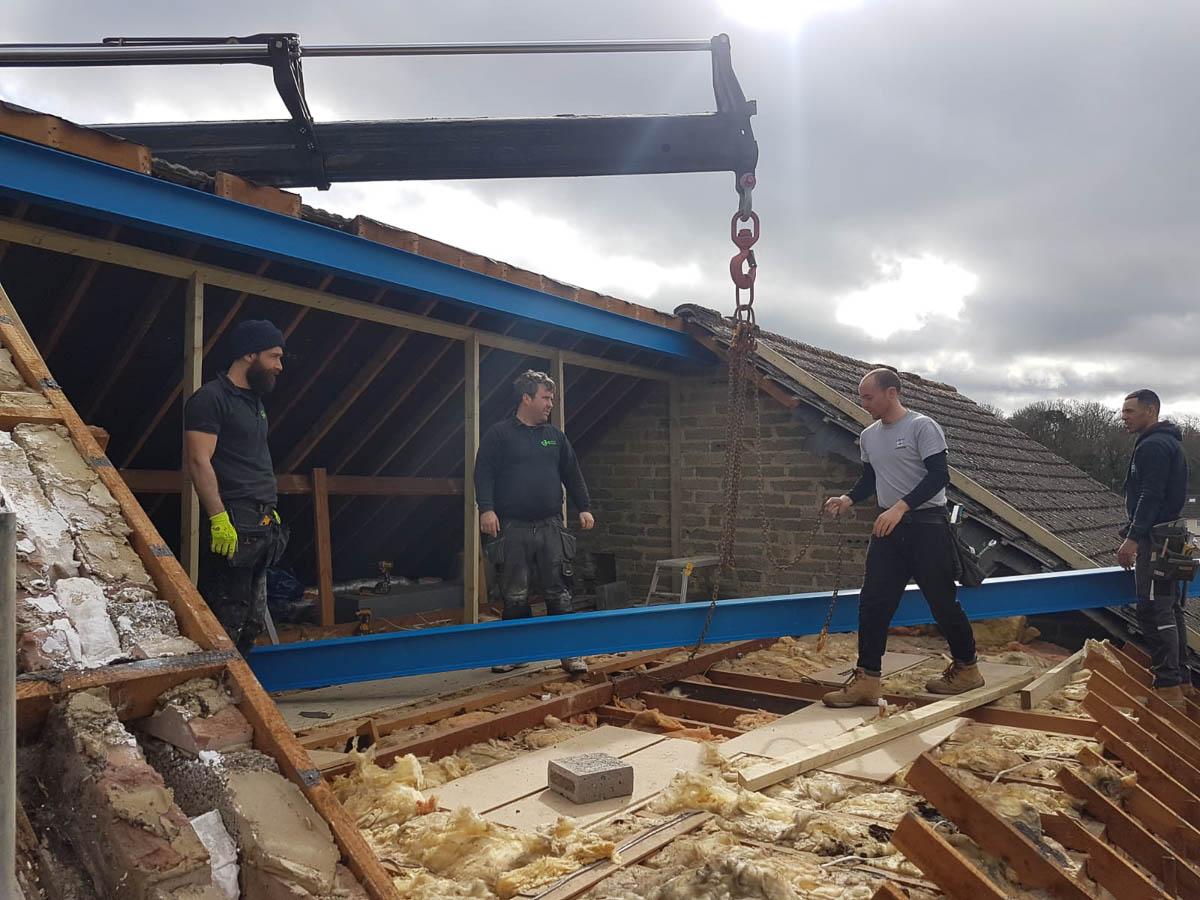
[189,810,239,899]
[139,679,254,756]
[44,691,212,899]
[12,423,128,536]
[55,575,123,667]
[0,430,78,590]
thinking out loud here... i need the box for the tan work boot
[823,668,881,708]
[1154,684,1187,710]
[926,660,985,695]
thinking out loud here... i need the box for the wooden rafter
[120,258,273,468]
[41,222,122,359]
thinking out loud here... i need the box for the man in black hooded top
[1117,389,1191,704]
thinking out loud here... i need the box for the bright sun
[718,0,866,32]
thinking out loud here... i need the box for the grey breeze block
[547,752,635,804]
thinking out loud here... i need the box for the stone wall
[577,372,875,600]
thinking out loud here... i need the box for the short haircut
[513,370,556,403]
[864,367,902,394]
[1125,388,1161,412]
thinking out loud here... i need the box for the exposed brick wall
[577,373,875,600]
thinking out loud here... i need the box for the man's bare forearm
[187,456,225,518]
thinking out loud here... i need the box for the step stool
[643,555,721,605]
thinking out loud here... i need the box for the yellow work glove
[271,509,281,525]
[210,511,238,559]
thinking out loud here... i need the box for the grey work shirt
[859,410,949,509]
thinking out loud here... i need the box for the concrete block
[547,753,634,804]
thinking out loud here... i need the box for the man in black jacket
[474,370,594,673]
[1118,388,1191,704]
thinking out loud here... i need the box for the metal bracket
[0,314,12,324]
[149,544,174,557]
[38,376,61,390]
[88,456,113,468]
[296,768,322,788]
[709,33,758,186]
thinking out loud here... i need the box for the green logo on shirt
[541,439,557,447]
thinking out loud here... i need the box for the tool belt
[1149,521,1199,584]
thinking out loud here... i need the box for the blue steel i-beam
[249,566,1193,693]
[0,134,706,361]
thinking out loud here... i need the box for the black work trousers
[486,517,576,619]
[856,514,977,674]
[197,499,288,657]
[1134,534,1190,688]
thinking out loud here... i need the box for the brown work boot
[926,660,985,695]
[823,668,882,708]
[1183,682,1197,700]
[1154,684,1187,710]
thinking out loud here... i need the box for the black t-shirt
[184,374,277,506]
[474,417,590,521]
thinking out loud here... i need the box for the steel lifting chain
[689,175,761,660]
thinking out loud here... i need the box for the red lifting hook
[729,210,760,291]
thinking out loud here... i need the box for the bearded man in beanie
[184,320,288,656]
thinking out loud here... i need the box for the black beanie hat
[228,320,285,362]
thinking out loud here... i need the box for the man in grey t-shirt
[821,368,981,707]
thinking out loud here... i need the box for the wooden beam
[533,812,714,900]
[1078,747,1200,861]
[751,339,1099,570]
[1057,765,1200,896]
[1083,684,1200,797]
[40,222,121,358]
[738,671,1036,790]
[1086,670,1200,762]
[0,216,674,381]
[906,754,1093,898]
[120,258,273,468]
[1040,813,1167,900]
[0,407,64,429]
[1086,648,1200,747]
[120,469,463,496]
[1021,648,1085,709]
[890,812,1008,899]
[312,467,335,627]
[638,691,766,728]
[1093,726,1200,827]
[595,704,745,738]
[464,333,480,625]
[867,884,909,900]
[181,274,203,581]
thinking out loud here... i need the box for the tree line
[993,400,1200,496]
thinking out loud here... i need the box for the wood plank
[868,884,909,900]
[639,691,763,728]
[1057,765,1200,897]
[965,705,1099,737]
[181,273,203,581]
[1112,644,1155,687]
[1086,670,1200,762]
[427,726,663,813]
[0,406,62,428]
[1085,649,1200,747]
[808,651,932,685]
[1040,813,1166,900]
[312,467,335,627]
[0,215,673,381]
[890,812,1008,899]
[1021,648,1085,709]
[1078,747,1200,861]
[1082,688,1200,797]
[752,340,1099,569]
[319,682,617,778]
[906,754,1093,899]
[738,672,1035,790]
[822,717,965,783]
[1093,726,1200,827]
[485,737,709,831]
[596,704,745,738]
[532,811,714,900]
[463,333,480,625]
[720,700,877,761]
[676,679,809,715]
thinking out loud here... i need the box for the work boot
[1154,684,1187,710]
[1183,682,1197,700]
[561,657,588,674]
[926,660,985,695]
[822,668,881,708]
[490,662,528,674]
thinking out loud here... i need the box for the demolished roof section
[678,303,1127,565]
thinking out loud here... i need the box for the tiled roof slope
[677,304,1127,565]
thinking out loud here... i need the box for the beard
[246,360,278,395]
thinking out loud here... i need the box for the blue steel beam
[249,566,1195,692]
[0,134,706,361]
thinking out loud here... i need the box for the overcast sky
[5,0,1199,416]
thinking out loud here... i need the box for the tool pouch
[950,524,987,588]
[1150,522,1199,583]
